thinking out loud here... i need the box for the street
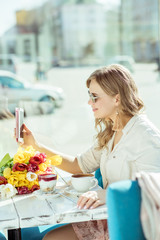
[1,64,160,162]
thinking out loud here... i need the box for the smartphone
[15,108,24,142]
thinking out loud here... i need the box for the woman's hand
[77,188,106,210]
[21,124,37,149]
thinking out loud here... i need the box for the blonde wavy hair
[86,64,144,150]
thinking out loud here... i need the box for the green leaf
[0,153,12,169]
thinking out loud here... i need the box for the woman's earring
[112,111,123,131]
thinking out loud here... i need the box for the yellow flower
[35,170,45,175]
[18,179,29,187]
[13,152,25,164]
[47,155,62,166]
[11,170,27,176]
[13,146,36,164]
[39,163,48,171]
[8,171,28,187]
[45,159,51,165]
[29,180,39,189]
[25,146,36,154]
[3,167,11,178]
[8,175,19,187]
[16,173,26,181]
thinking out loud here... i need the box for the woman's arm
[36,143,82,174]
[22,124,83,174]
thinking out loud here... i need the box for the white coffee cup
[71,173,98,192]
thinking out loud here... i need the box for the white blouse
[77,114,160,188]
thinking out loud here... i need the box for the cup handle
[89,178,98,190]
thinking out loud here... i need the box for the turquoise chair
[95,167,103,188]
[21,224,65,240]
[0,168,103,240]
[0,231,6,240]
[1,224,65,240]
[107,180,146,240]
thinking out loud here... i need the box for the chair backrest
[106,180,146,240]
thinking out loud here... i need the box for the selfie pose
[21,64,160,240]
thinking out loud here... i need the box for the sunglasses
[88,90,99,103]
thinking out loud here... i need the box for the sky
[0,0,47,36]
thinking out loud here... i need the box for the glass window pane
[0,0,160,163]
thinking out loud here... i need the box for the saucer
[33,189,59,199]
[64,186,84,196]
[64,185,96,197]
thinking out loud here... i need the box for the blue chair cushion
[0,231,6,240]
[0,225,65,240]
[107,180,146,240]
[95,168,103,188]
[21,224,65,240]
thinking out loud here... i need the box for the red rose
[17,186,30,195]
[27,163,39,172]
[31,185,40,192]
[12,163,28,172]
[38,153,46,162]
[29,153,46,165]
[0,176,7,185]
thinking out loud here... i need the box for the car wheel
[39,96,56,114]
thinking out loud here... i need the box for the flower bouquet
[0,146,62,199]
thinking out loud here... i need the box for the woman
[22,64,160,240]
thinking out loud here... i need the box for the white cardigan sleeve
[76,142,102,173]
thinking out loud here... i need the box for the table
[0,179,107,240]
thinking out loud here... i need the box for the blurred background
[0,0,160,161]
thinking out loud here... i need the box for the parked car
[108,55,135,73]
[0,70,65,115]
[0,54,19,73]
